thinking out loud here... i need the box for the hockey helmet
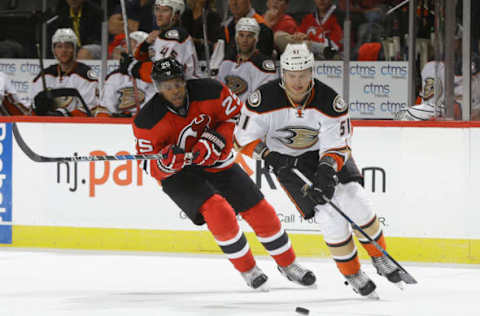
[280,43,314,72]
[235,17,260,41]
[155,0,185,15]
[279,43,315,93]
[151,57,185,88]
[51,28,79,59]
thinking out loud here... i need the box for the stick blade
[11,122,66,163]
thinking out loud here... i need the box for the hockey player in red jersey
[129,0,199,82]
[30,28,98,116]
[234,43,407,298]
[132,57,316,290]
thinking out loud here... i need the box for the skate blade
[256,283,270,292]
[367,291,380,300]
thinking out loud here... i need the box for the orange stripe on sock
[362,234,386,258]
[335,255,361,276]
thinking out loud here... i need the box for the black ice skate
[277,260,317,287]
[372,255,405,289]
[241,265,269,291]
[344,270,379,299]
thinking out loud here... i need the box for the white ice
[0,249,478,316]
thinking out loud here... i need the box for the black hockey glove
[263,151,296,174]
[309,158,338,205]
[119,53,137,76]
[33,90,55,116]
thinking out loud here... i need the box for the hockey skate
[241,265,269,291]
[277,260,317,287]
[344,270,379,299]
[372,255,405,289]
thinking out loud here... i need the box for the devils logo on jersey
[274,126,319,150]
[118,87,146,110]
[177,113,212,150]
[225,75,248,97]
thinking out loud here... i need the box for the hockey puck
[296,306,310,315]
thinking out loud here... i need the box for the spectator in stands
[48,0,103,59]
[0,72,29,115]
[100,31,156,118]
[216,17,278,103]
[182,0,222,61]
[108,0,155,39]
[30,28,98,117]
[119,0,200,82]
[262,0,297,54]
[0,36,24,58]
[217,0,274,58]
[296,0,343,60]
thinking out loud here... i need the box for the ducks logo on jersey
[225,75,248,97]
[118,87,146,110]
[274,126,319,149]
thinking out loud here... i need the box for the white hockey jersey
[216,51,278,103]
[30,62,98,115]
[135,26,199,79]
[235,78,351,169]
[0,72,29,115]
[101,70,156,115]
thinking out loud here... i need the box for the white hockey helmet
[155,0,185,15]
[280,43,315,72]
[51,28,79,59]
[235,17,260,41]
[280,43,315,94]
[129,31,148,45]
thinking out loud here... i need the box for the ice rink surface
[0,249,478,316]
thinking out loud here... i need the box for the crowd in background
[2,0,475,62]
[0,0,478,120]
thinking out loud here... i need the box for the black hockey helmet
[151,57,185,83]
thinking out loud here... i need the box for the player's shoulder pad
[160,26,189,43]
[246,79,287,113]
[134,93,169,129]
[249,52,276,73]
[311,79,348,117]
[73,62,98,81]
[33,64,57,82]
[187,78,223,101]
[105,69,121,81]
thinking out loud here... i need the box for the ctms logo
[380,65,407,78]
[315,64,342,78]
[350,64,376,78]
[363,83,391,97]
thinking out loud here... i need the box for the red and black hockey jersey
[133,78,243,181]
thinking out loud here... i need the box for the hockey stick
[291,168,418,285]
[119,0,141,113]
[201,1,211,76]
[12,122,195,163]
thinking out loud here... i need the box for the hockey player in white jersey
[100,31,156,117]
[30,28,98,117]
[0,71,29,115]
[234,43,406,298]
[216,17,278,103]
[127,0,199,81]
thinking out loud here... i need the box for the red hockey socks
[200,194,255,272]
[240,199,295,267]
